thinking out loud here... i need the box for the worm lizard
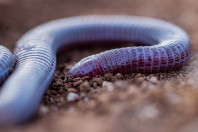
[0,15,191,125]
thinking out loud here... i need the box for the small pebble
[73,77,81,82]
[39,105,49,116]
[104,73,114,80]
[115,73,124,79]
[73,80,83,87]
[93,77,103,85]
[92,82,97,88]
[67,92,79,102]
[79,81,90,92]
[102,81,114,92]
[149,76,158,84]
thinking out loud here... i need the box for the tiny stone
[149,76,158,84]
[104,73,114,80]
[105,73,113,77]
[79,81,90,92]
[93,82,98,88]
[102,81,114,92]
[134,73,142,78]
[73,77,81,82]
[93,77,103,85]
[115,73,124,79]
[73,80,83,87]
[50,97,55,103]
[67,92,79,102]
[39,105,49,115]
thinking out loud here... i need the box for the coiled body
[0,15,191,125]
[0,46,14,83]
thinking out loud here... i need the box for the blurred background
[1,0,198,132]
[1,0,198,50]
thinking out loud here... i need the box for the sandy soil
[1,0,198,132]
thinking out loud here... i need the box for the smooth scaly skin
[0,15,191,125]
[0,46,14,83]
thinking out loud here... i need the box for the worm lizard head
[67,55,98,78]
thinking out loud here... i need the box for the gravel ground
[1,0,198,132]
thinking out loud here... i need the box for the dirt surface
[1,0,198,132]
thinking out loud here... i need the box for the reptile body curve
[0,15,191,125]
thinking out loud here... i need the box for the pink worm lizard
[0,15,191,125]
